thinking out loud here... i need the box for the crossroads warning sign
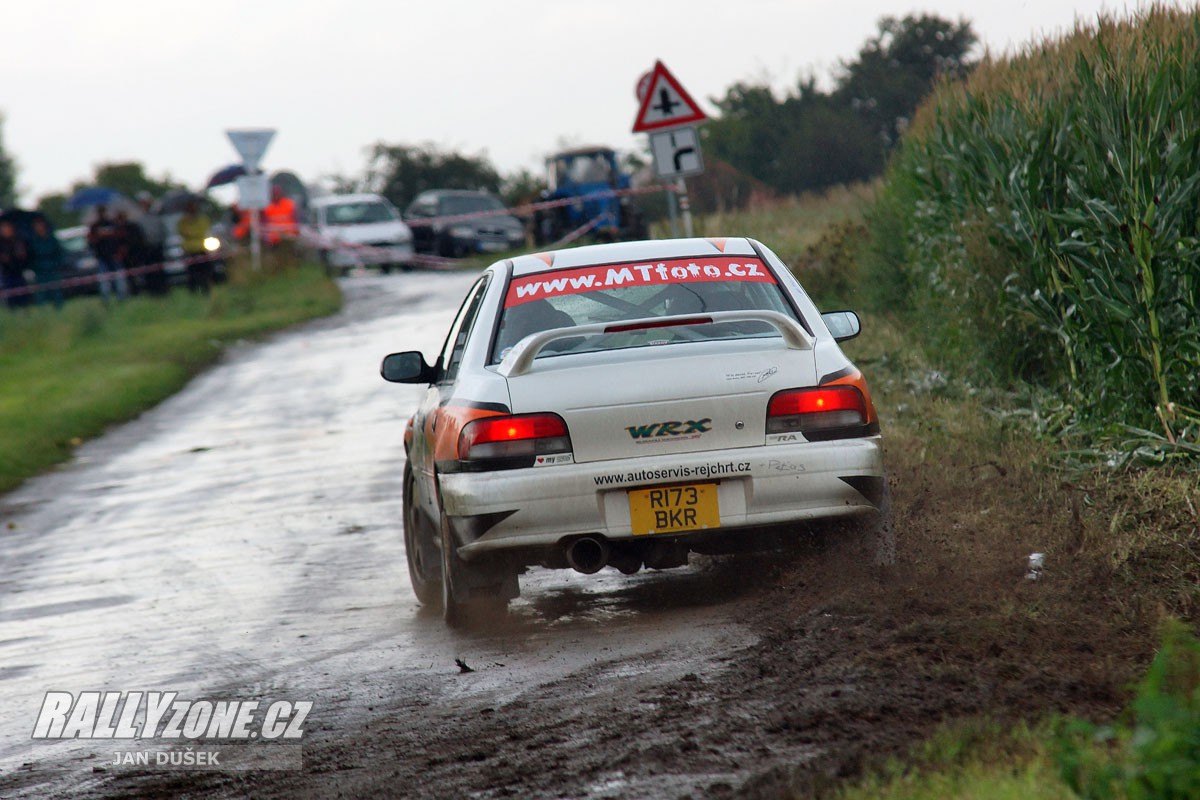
[632,61,708,133]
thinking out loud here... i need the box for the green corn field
[869,4,1200,462]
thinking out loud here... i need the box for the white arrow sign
[226,128,276,172]
[650,126,704,179]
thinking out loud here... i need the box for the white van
[306,193,414,275]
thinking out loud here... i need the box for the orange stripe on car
[820,370,880,427]
[431,405,509,463]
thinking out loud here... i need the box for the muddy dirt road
[0,272,1157,799]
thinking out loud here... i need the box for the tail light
[767,386,870,440]
[459,413,572,468]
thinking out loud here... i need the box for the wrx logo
[626,418,712,439]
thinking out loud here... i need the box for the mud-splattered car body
[382,237,886,624]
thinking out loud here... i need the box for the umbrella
[206,164,247,189]
[67,186,126,211]
[156,190,206,215]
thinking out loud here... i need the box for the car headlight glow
[203,236,221,252]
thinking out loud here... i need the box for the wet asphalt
[0,271,755,790]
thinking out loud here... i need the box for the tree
[499,167,547,207]
[92,162,184,200]
[0,112,17,210]
[35,193,75,230]
[363,142,502,210]
[834,14,977,147]
[704,14,977,198]
[33,162,186,230]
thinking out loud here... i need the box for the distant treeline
[704,14,976,196]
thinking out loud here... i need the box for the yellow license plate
[628,483,720,536]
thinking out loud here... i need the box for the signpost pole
[676,177,694,237]
[665,183,680,238]
[633,63,706,240]
[250,206,262,273]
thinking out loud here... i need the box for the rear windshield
[323,201,396,225]
[441,194,503,215]
[490,256,799,364]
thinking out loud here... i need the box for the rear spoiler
[498,310,813,377]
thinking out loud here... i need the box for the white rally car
[383,237,889,625]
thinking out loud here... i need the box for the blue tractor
[533,146,647,246]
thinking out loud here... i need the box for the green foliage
[92,161,185,199]
[867,6,1200,458]
[0,112,16,209]
[833,720,1076,800]
[834,14,977,148]
[1053,621,1200,800]
[33,161,185,229]
[35,193,75,230]
[499,167,547,207]
[706,14,976,197]
[364,141,502,211]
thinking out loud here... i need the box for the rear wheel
[841,480,896,567]
[439,511,510,627]
[869,481,897,567]
[403,464,441,605]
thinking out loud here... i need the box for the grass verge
[0,256,341,494]
[700,188,1197,798]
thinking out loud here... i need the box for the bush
[1053,621,1200,800]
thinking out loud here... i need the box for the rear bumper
[326,242,413,267]
[439,437,884,559]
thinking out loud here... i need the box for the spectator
[114,210,147,295]
[136,192,169,296]
[87,205,128,301]
[0,219,30,310]
[27,217,66,309]
[177,200,214,294]
[263,186,298,246]
[230,203,253,242]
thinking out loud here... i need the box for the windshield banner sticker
[506,257,775,306]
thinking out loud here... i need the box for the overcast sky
[1,0,1181,203]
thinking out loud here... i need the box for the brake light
[766,387,868,437]
[459,413,572,465]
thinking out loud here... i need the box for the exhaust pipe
[565,536,610,574]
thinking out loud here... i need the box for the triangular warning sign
[632,61,708,133]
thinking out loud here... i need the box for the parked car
[381,237,890,626]
[403,189,526,257]
[54,226,101,297]
[306,194,414,275]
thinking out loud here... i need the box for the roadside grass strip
[0,258,340,494]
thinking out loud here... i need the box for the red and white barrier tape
[0,253,222,301]
[1,184,677,299]
[288,183,672,270]
[401,184,670,228]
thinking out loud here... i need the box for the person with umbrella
[0,219,30,310]
[87,205,129,300]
